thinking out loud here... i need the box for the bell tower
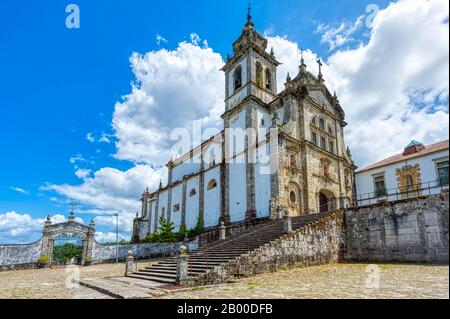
[221,9,280,112]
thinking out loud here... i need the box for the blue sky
[0,0,448,243]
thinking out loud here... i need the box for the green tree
[157,216,176,243]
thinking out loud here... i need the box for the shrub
[187,214,204,239]
[38,256,49,264]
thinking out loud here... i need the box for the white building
[355,140,449,206]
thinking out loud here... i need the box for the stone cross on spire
[247,0,252,21]
[317,59,324,83]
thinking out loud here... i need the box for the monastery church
[133,13,356,240]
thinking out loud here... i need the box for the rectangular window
[329,141,334,154]
[437,160,449,186]
[320,136,326,149]
[374,175,386,197]
[312,132,317,146]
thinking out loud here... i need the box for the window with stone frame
[436,160,449,186]
[312,132,318,146]
[320,136,326,149]
[311,116,317,125]
[373,175,387,197]
[265,68,272,90]
[319,118,325,130]
[207,179,217,190]
[233,65,242,91]
[256,62,263,87]
[329,141,335,154]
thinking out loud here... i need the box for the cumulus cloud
[112,38,224,166]
[44,165,167,233]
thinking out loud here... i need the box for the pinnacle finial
[286,72,291,82]
[270,47,275,56]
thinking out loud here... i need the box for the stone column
[284,210,292,234]
[199,152,205,224]
[176,246,189,286]
[125,251,134,276]
[245,104,257,220]
[219,222,226,241]
[181,180,187,228]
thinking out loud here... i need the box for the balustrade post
[219,221,226,241]
[125,250,134,276]
[176,245,189,286]
[284,210,292,234]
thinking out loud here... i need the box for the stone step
[126,274,177,284]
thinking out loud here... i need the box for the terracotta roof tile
[357,140,449,173]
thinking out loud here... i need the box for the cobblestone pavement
[160,263,449,299]
[0,261,151,299]
[1,263,448,299]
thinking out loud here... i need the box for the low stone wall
[91,241,182,264]
[192,211,346,286]
[0,239,42,272]
[345,194,449,263]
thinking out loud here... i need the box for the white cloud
[44,165,166,233]
[95,231,129,244]
[75,168,92,180]
[70,154,87,165]
[112,39,224,165]
[315,15,365,51]
[10,187,29,195]
[86,133,95,142]
[156,33,168,46]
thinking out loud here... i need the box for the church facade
[133,15,356,240]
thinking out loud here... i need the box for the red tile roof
[357,140,449,173]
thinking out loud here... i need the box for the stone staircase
[127,212,334,285]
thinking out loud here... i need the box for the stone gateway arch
[40,212,96,266]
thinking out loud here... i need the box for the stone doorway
[40,213,96,266]
[318,190,336,213]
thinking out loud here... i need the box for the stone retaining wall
[0,239,43,272]
[345,194,449,263]
[91,241,182,264]
[192,211,346,286]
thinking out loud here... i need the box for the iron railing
[353,179,448,208]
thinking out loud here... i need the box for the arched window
[256,62,263,87]
[207,179,217,190]
[233,65,242,92]
[312,116,317,125]
[189,189,197,197]
[265,68,272,90]
[289,191,297,204]
[319,118,325,130]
